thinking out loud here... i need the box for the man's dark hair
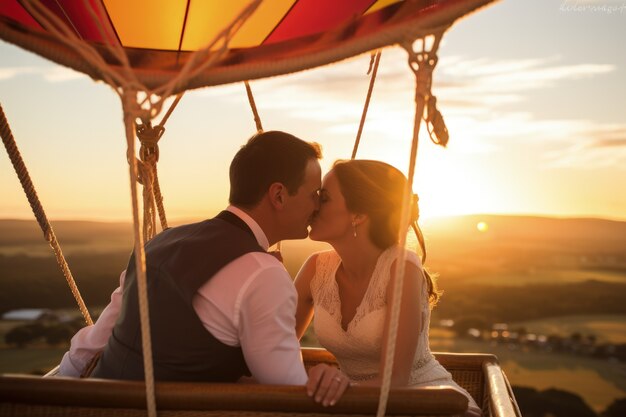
[229,131,322,207]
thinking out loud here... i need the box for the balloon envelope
[0,0,494,91]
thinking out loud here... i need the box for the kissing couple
[59,130,480,416]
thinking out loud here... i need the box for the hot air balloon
[0,1,521,416]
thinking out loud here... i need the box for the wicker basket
[0,348,520,417]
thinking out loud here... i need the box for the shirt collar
[226,205,270,251]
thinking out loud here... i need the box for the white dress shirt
[59,206,308,385]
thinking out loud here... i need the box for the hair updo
[332,159,440,304]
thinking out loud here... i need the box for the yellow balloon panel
[104,0,186,50]
[181,1,244,51]
[366,0,403,14]
[230,0,296,49]
[181,0,295,51]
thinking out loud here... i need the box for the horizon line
[1,212,625,224]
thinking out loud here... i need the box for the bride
[295,160,481,416]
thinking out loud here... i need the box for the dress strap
[310,251,341,316]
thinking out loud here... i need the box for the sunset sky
[1,0,625,223]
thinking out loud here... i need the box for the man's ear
[268,182,286,209]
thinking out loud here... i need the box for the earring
[352,221,357,238]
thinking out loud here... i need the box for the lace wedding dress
[310,246,480,415]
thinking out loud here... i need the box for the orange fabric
[0,0,495,90]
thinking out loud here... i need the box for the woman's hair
[332,159,440,305]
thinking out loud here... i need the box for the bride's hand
[306,363,350,406]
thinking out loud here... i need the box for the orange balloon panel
[0,0,495,90]
[104,0,187,50]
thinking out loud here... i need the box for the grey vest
[93,211,265,382]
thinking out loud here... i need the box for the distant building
[2,308,59,322]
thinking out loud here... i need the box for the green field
[0,347,65,375]
[455,268,626,287]
[429,328,626,413]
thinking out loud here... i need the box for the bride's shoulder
[310,250,342,276]
[300,250,337,270]
[310,249,339,265]
[386,245,423,269]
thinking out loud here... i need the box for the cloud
[41,66,83,82]
[192,48,623,167]
[0,67,25,80]
[591,138,626,148]
[0,65,82,82]
[541,123,626,169]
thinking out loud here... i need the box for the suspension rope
[158,93,184,128]
[134,93,185,237]
[123,91,157,417]
[244,81,264,132]
[134,122,162,241]
[352,50,382,159]
[152,169,168,231]
[243,80,281,253]
[0,104,93,327]
[376,29,446,417]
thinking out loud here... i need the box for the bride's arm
[365,260,423,387]
[294,254,318,340]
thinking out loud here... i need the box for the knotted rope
[133,93,183,241]
[134,122,161,241]
[352,50,382,159]
[0,104,93,327]
[376,29,447,417]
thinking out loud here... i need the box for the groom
[59,131,349,404]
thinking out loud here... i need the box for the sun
[476,221,489,232]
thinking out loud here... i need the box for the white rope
[123,90,157,417]
[376,29,446,417]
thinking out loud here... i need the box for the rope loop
[402,30,449,147]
